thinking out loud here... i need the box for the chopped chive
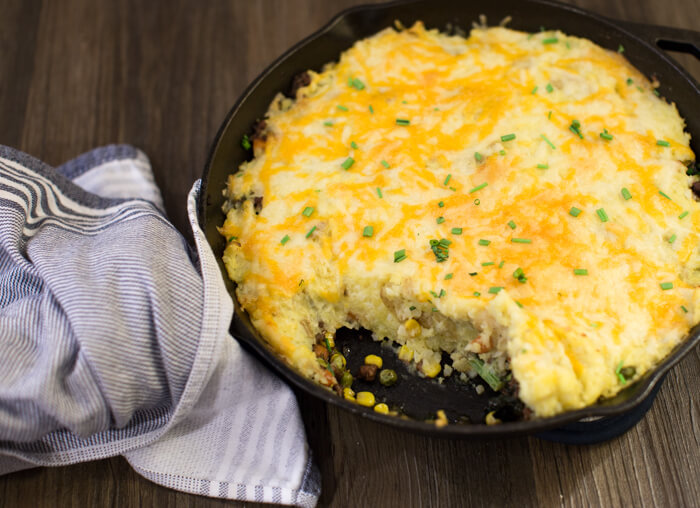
[305,225,316,238]
[537,163,549,169]
[615,361,626,384]
[302,206,314,217]
[569,207,582,217]
[542,37,558,44]
[395,118,410,126]
[475,152,483,162]
[439,289,446,298]
[350,77,365,90]
[350,141,358,149]
[394,249,407,263]
[469,272,478,276]
[469,182,488,194]
[227,236,238,243]
[362,226,373,237]
[507,220,517,229]
[436,216,445,224]
[241,134,251,150]
[488,286,504,294]
[546,83,554,93]
[434,107,440,111]
[660,282,673,290]
[501,133,516,142]
[444,174,452,185]
[511,238,532,244]
[515,300,524,308]
[548,110,552,120]
[618,44,625,53]
[449,186,457,192]
[541,134,556,149]
[473,198,480,205]
[621,188,632,200]
[481,261,495,266]
[659,190,672,200]
[323,121,334,126]
[499,150,506,156]
[380,159,390,168]
[429,238,450,263]
[513,267,527,283]
[569,119,584,139]
[376,187,383,198]
[498,260,505,269]
[656,139,670,147]
[679,210,689,219]
[626,78,633,86]
[337,104,349,111]
[445,273,454,280]
[369,104,374,114]
[430,290,438,298]
[341,157,355,170]
[600,130,613,141]
[474,292,481,297]
[596,208,609,222]
[681,305,689,313]
[531,86,538,94]
[637,86,644,92]
[668,234,677,244]
[478,239,491,246]
[573,268,588,275]
[438,201,445,208]
[653,89,660,97]
[280,234,290,245]
[451,227,463,235]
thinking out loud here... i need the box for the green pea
[379,369,398,387]
[340,371,354,388]
[330,353,346,372]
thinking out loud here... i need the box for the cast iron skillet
[199,0,700,437]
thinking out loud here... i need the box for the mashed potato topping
[220,22,698,418]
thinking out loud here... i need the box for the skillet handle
[617,21,700,60]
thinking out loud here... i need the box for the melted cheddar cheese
[220,23,698,418]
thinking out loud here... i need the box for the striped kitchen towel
[0,144,320,507]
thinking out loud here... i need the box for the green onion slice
[341,157,355,170]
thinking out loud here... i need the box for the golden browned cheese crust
[220,23,698,417]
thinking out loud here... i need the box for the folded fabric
[0,145,319,507]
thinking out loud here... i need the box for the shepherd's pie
[219,22,698,418]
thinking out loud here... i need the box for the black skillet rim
[199,0,700,438]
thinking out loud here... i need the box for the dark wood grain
[0,1,698,507]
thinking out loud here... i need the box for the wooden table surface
[1,0,699,506]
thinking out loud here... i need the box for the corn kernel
[364,354,383,368]
[356,391,376,407]
[404,318,422,338]
[422,362,442,378]
[324,332,335,348]
[435,409,448,428]
[374,403,389,414]
[343,387,355,401]
[485,411,502,425]
[398,345,414,362]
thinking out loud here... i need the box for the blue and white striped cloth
[0,145,319,507]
